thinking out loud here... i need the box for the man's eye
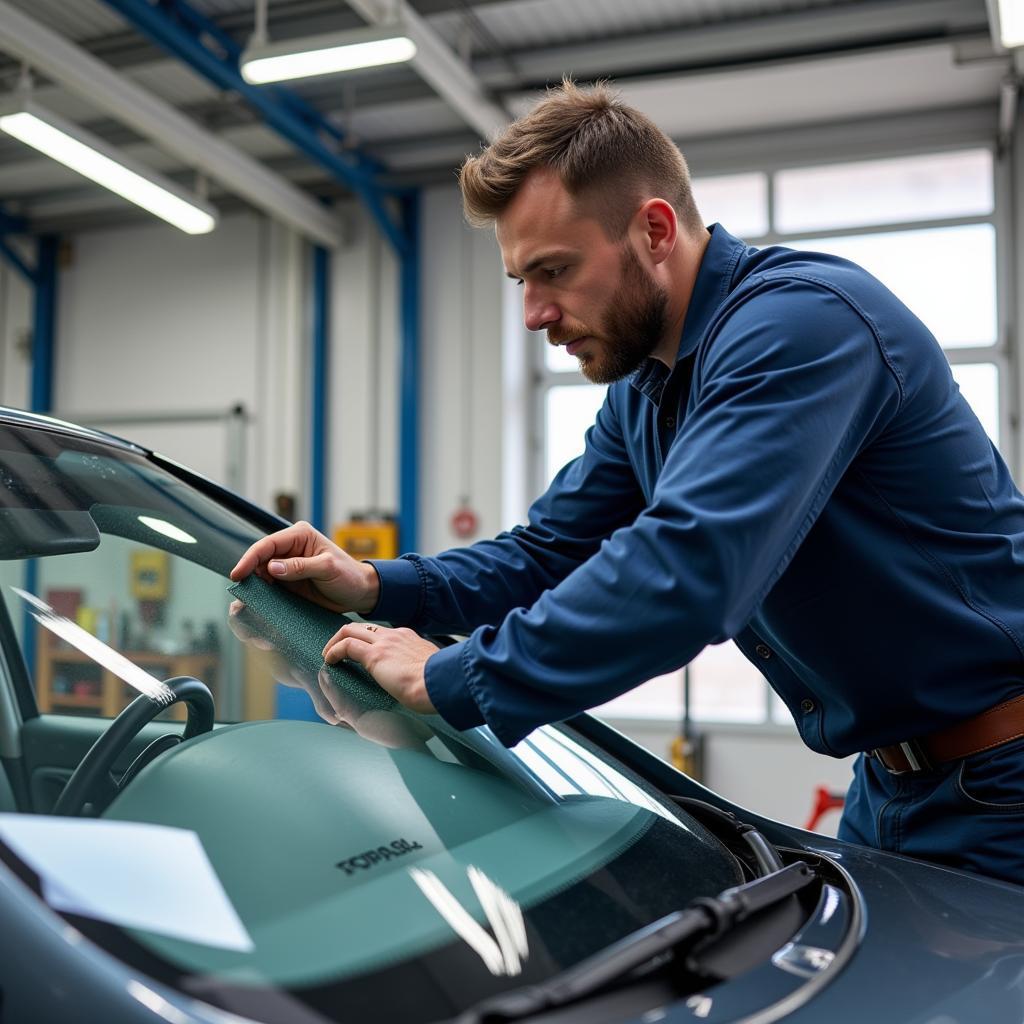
[545,266,567,279]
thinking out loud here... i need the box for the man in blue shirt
[232,82,1024,884]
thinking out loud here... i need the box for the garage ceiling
[0,0,1008,235]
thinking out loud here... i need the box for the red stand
[804,785,846,831]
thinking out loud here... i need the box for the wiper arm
[458,862,815,1024]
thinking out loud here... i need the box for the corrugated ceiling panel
[349,96,468,141]
[0,0,867,55]
[428,0,862,50]
[188,0,251,13]
[2,0,130,43]
[125,60,222,107]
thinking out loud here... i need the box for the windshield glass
[0,419,742,1023]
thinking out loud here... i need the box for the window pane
[595,670,683,719]
[689,641,766,723]
[951,362,1000,446]
[595,641,769,723]
[545,384,607,483]
[771,689,794,725]
[789,224,996,349]
[691,172,769,238]
[775,149,993,234]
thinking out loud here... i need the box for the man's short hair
[459,79,703,239]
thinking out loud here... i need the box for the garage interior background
[1,0,1022,832]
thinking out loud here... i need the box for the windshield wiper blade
[458,861,815,1024]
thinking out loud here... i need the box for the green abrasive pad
[227,574,397,712]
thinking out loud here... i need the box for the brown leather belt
[869,693,1024,775]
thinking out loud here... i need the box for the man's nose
[523,287,560,333]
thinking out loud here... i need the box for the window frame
[529,118,1013,729]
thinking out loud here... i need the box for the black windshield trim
[149,451,288,535]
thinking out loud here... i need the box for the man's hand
[323,622,439,715]
[230,521,380,614]
[316,669,434,750]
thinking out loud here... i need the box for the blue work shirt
[370,224,1024,752]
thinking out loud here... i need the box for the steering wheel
[53,676,215,817]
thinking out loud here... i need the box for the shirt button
[663,416,676,429]
[754,643,772,660]
[800,698,816,714]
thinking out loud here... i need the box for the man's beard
[550,246,669,385]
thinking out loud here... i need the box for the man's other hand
[323,622,439,715]
[229,521,380,614]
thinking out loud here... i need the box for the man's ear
[634,198,678,266]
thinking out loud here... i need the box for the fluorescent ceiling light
[995,0,1024,47]
[0,99,217,235]
[240,25,417,84]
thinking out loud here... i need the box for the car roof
[0,406,146,455]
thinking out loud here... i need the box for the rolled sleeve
[424,640,487,732]
[365,556,424,624]
[368,390,645,637]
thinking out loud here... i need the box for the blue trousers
[838,736,1024,887]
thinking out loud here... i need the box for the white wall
[57,215,259,418]
[46,212,306,506]
[328,202,399,524]
[419,187,505,554]
[326,188,505,556]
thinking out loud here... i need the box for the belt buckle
[868,740,934,775]
[886,739,933,775]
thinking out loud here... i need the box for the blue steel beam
[0,207,28,234]
[311,244,330,534]
[398,191,420,553]
[0,207,34,282]
[0,236,35,286]
[30,235,58,414]
[100,0,408,256]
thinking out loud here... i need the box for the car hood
[773,835,1024,1024]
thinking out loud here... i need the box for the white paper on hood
[0,814,253,951]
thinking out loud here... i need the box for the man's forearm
[367,527,575,633]
[370,392,645,633]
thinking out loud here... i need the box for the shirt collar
[630,223,746,402]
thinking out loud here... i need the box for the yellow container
[334,517,398,561]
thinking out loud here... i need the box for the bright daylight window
[536,146,1002,727]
